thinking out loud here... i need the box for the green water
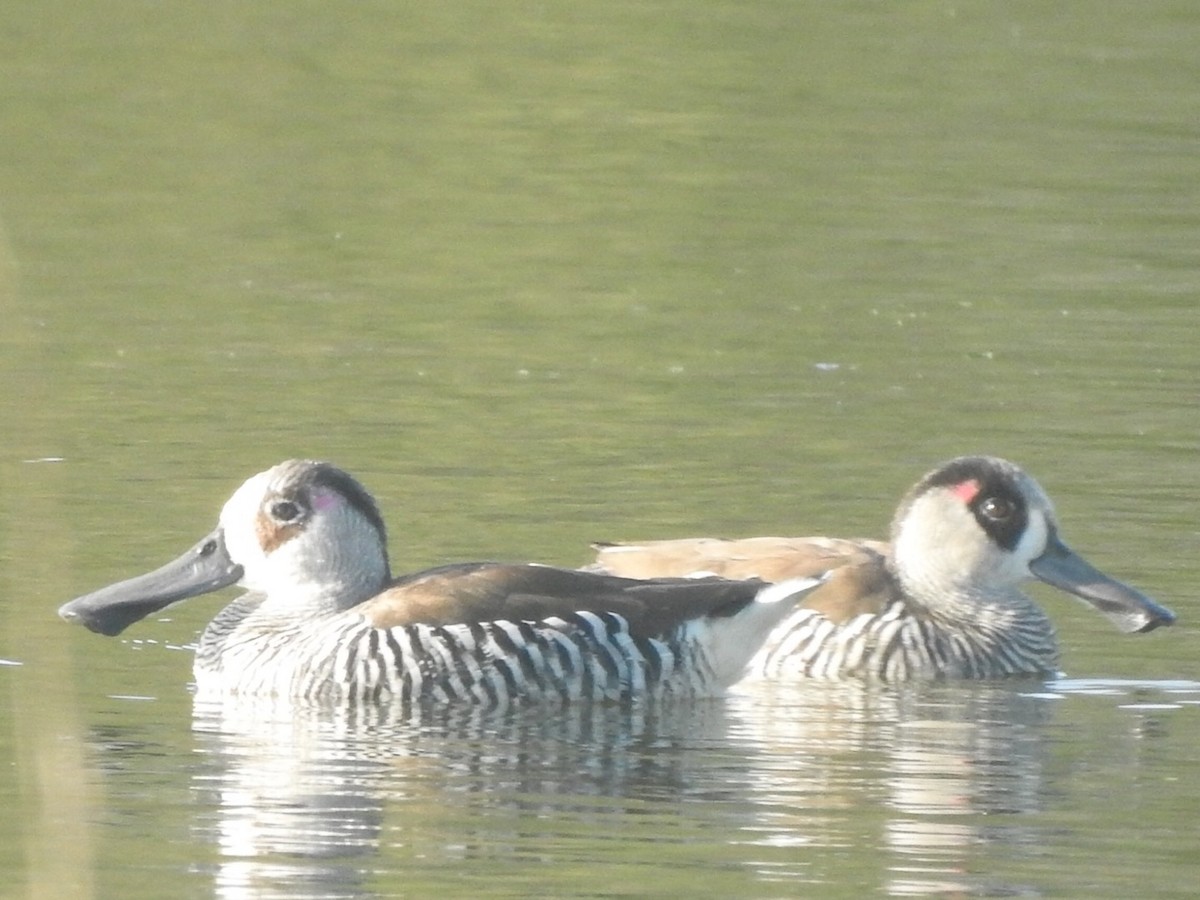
[2,2,1197,897]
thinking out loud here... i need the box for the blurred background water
[1,1,1197,897]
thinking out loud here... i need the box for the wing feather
[357,562,768,638]
[588,537,899,623]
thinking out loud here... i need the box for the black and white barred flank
[750,603,1059,681]
[195,609,727,706]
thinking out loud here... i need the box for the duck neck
[264,577,382,618]
[241,546,391,621]
[890,558,1052,635]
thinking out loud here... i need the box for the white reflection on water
[184,678,1200,899]
[718,680,1054,894]
[190,696,702,898]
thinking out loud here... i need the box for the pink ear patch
[952,479,981,503]
[311,488,342,512]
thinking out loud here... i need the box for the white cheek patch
[218,471,276,569]
[1013,510,1050,572]
[222,471,272,526]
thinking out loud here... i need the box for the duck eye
[978,496,1014,521]
[269,499,303,523]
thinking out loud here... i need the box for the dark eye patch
[969,488,1026,551]
[910,456,1032,553]
[269,498,304,524]
[978,495,1015,522]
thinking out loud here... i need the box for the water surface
[1,1,1197,897]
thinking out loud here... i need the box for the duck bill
[1028,535,1176,634]
[58,528,243,637]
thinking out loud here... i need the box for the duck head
[889,456,1175,633]
[59,460,392,636]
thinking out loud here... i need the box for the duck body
[59,460,821,706]
[191,561,814,705]
[589,457,1176,681]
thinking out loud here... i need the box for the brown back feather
[589,537,898,623]
[357,562,769,638]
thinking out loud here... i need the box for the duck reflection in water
[183,678,1181,899]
